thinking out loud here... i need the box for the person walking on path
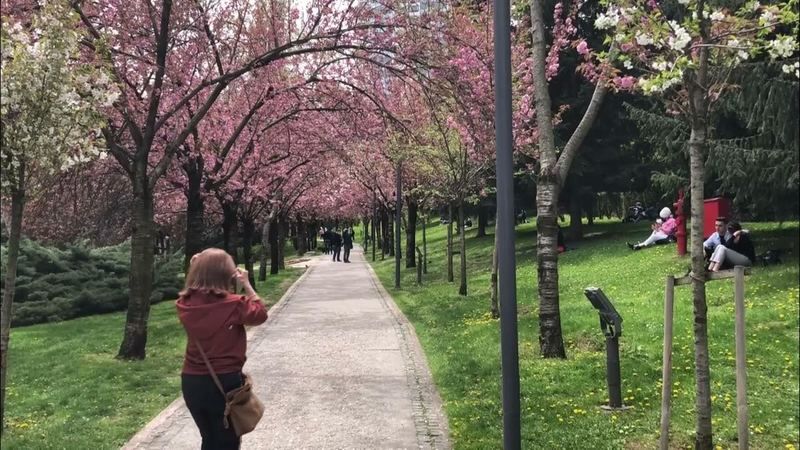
[176,248,268,450]
[330,228,343,262]
[342,227,354,263]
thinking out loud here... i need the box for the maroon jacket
[176,292,268,375]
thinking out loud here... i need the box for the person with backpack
[176,248,268,449]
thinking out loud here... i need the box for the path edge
[121,264,315,450]
[362,258,452,450]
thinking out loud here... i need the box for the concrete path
[123,246,450,450]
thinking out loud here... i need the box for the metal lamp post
[493,0,520,447]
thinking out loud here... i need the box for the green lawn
[368,219,799,449]
[1,267,304,449]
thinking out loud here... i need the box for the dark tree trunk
[241,218,256,287]
[447,203,454,282]
[258,219,270,281]
[183,155,204,270]
[363,216,370,250]
[387,208,395,257]
[568,192,583,241]
[381,207,388,259]
[537,176,566,358]
[297,218,307,256]
[117,166,156,360]
[587,192,596,226]
[1,164,25,427]
[490,215,500,318]
[290,222,298,251]
[406,197,418,268]
[458,201,467,296]
[278,216,287,270]
[477,204,488,237]
[422,216,428,274]
[221,201,239,263]
[269,217,279,275]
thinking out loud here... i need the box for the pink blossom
[614,75,637,90]
[576,40,590,55]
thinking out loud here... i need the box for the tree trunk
[458,201,467,296]
[278,216,287,270]
[241,217,256,287]
[490,214,500,318]
[422,215,428,274]
[221,201,238,264]
[183,156,204,270]
[688,59,713,449]
[297,218,307,256]
[536,177,566,358]
[568,191,583,241]
[387,208,395,257]
[1,166,25,427]
[363,216,369,251]
[290,222,298,251]
[447,203,454,283]
[406,197,418,268]
[259,219,270,281]
[117,168,156,360]
[269,217,279,275]
[381,207,388,260]
[587,192,596,226]
[477,204,488,237]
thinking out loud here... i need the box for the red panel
[703,197,732,238]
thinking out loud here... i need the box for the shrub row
[1,238,184,327]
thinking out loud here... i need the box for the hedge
[1,238,184,327]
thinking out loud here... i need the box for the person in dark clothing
[708,221,756,271]
[342,228,354,263]
[330,229,343,262]
[177,248,268,450]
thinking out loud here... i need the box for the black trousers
[182,372,243,450]
[343,246,351,262]
[332,245,341,261]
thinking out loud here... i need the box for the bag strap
[194,340,227,398]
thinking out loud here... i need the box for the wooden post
[659,275,675,450]
[734,266,748,450]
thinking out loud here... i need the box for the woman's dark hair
[727,221,743,232]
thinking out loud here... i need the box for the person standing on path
[342,227,354,263]
[330,228,343,262]
[176,248,268,450]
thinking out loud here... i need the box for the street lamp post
[493,0,520,446]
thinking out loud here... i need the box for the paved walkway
[123,246,450,450]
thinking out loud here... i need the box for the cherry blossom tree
[0,0,117,425]
[594,0,797,446]
[71,0,432,359]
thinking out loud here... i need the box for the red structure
[703,197,732,238]
[673,189,687,256]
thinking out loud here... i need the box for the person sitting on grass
[703,216,732,260]
[708,221,756,272]
[627,207,677,251]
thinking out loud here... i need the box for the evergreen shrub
[1,238,184,326]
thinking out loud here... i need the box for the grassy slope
[1,268,304,450]
[368,219,799,449]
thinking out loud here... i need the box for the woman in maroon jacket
[177,248,268,450]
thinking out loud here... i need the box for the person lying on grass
[627,207,677,251]
[708,221,756,272]
[177,248,268,450]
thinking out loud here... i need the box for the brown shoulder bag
[195,342,265,436]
